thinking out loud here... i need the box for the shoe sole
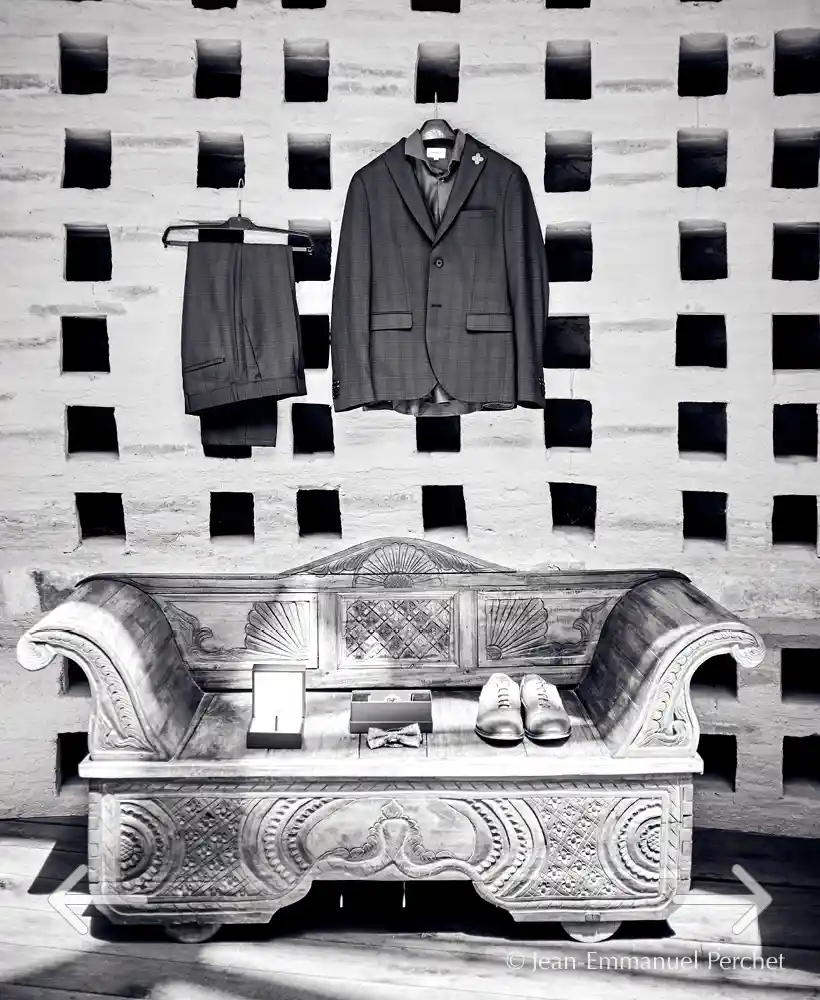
[524,725,571,742]
[474,726,524,743]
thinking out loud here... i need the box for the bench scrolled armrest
[17,577,204,761]
[577,576,764,759]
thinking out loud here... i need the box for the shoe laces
[496,686,512,709]
[532,677,551,708]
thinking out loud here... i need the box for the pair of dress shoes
[475,672,571,743]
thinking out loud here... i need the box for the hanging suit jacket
[330,132,549,413]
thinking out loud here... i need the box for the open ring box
[247,663,307,749]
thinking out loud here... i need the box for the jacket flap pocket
[371,311,413,330]
[466,312,514,333]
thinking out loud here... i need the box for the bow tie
[366,723,423,749]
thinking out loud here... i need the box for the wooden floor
[1,818,819,1000]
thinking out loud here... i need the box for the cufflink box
[247,664,306,750]
[349,689,433,734]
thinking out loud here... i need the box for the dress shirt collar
[404,127,466,174]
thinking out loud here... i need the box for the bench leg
[560,920,621,943]
[163,921,222,943]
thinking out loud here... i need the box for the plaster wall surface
[0,0,818,834]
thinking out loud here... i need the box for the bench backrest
[87,538,686,692]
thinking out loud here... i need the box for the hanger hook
[237,176,244,217]
[434,90,438,118]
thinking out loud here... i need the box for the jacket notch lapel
[384,142,436,243]
[433,134,486,246]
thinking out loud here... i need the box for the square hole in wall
[66,406,119,456]
[282,0,326,8]
[300,314,330,368]
[297,489,341,536]
[692,653,736,695]
[772,129,820,188]
[678,401,727,455]
[76,492,125,540]
[59,34,108,94]
[772,494,817,546]
[783,735,820,793]
[544,131,592,192]
[195,40,241,99]
[781,647,820,701]
[550,482,596,532]
[197,133,245,188]
[412,0,460,12]
[545,226,592,281]
[416,416,461,452]
[774,28,820,97]
[546,0,590,7]
[677,129,727,188]
[773,403,818,458]
[422,485,467,532]
[56,732,88,791]
[63,129,111,189]
[415,42,460,103]
[678,34,728,97]
[64,226,111,282]
[772,223,820,281]
[210,492,254,539]
[697,734,736,792]
[772,315,820,369]
[679,221,727,280]
[193,0,238,8]
[544,316,590,368]
[544,399,592,449]
[545,40,591,100]
[284,40,329,102]
[292,403,334,453]
[291,221,331,282]
[682,490,727,541]
[288,134,331,189]
[203,443,252,459]
[676,315,727,367]
[61,316,110,372]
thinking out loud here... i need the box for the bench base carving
[88,776,691,935]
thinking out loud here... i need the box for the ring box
[247,664,306,749]
[349,689,433,734]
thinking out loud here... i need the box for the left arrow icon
[48,864,91,935]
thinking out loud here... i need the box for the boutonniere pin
[472,152,484,165]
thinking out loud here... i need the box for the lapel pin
[472,152,484,165]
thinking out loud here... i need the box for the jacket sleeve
[330,170,377,412]
[503,166,549,408]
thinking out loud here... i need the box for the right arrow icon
[731,863,773,935]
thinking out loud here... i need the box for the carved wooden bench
[17,538,764,943]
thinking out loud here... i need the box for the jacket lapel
[384,140,436,243]
[432,133,486,246]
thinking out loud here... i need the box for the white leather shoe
[520,674,571,741]
[475,673,524,742]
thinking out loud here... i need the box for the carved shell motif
[245,601,310,660]
[355,542,442,588]
[485,599,549,660]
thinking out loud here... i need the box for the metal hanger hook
[237,176,245,217]
[434,90,438,117]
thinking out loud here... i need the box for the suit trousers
[181,241,306,449]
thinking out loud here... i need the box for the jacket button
[434,258,444,268]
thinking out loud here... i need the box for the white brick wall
[1,0,818,834]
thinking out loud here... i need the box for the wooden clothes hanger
[162,179,314,251]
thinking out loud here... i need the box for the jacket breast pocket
[371,312,413,330]
[465,313,514,333]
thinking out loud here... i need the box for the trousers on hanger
[180,241,306,448]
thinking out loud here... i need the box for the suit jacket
[330,133,549,412]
